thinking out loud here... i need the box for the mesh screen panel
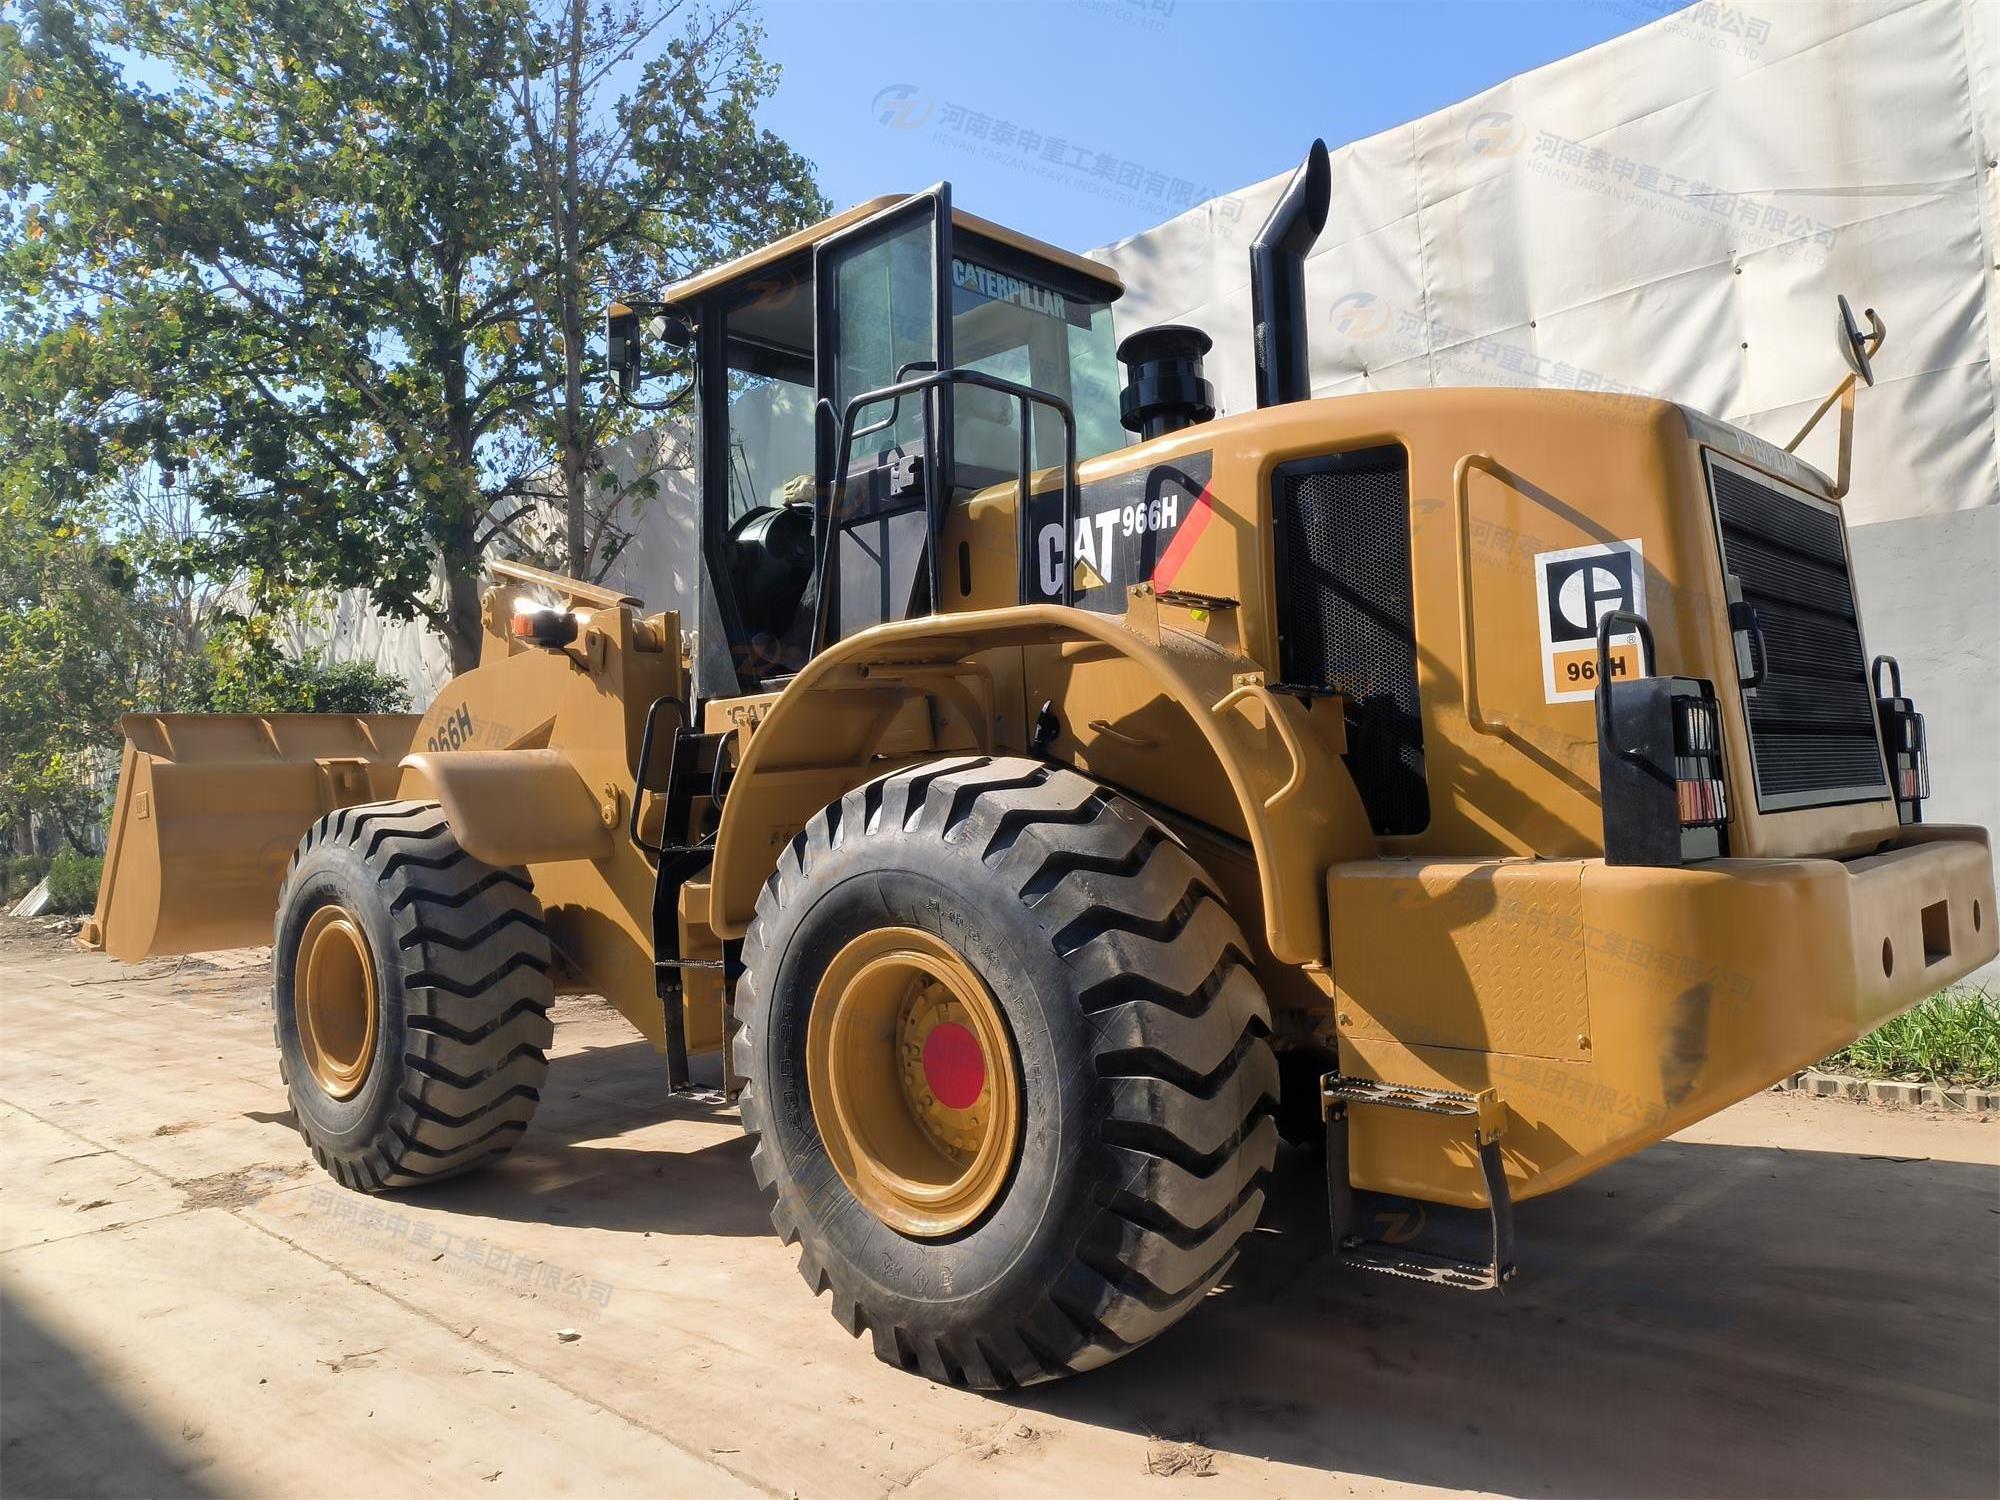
[1271,447,1427,835]
[1710,459,1887,809]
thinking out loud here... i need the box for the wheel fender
[398,749,613,868]
[709,605,1375,965]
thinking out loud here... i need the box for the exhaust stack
[1250,139,1332,409]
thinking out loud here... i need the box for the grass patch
[1820,987,2000,1088]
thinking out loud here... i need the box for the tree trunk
[441,513,485,676]
[442,328,484,677]
[560,0,589,579]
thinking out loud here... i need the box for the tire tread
[734,757,1277,1390]
[273,800,553,1192]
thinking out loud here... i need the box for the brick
[1798,1070,1857,1098]
[1864,1079,1925,1107]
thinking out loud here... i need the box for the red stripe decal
[1150,486,1215,592]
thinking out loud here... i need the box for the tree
[506,0,824,582]
[200,619,411,714]
[0,481,147,851]
[1,0,827,672]
[0,427,410,852]
[112,466,234,716]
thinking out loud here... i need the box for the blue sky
[755,0,1667,252]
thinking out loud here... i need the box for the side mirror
[1836,293,1884,388]
[606,303,643,398]
[605,301,692,402]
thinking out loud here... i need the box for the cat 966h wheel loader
[86,143,1996,1386]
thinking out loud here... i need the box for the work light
[511,604,580,649]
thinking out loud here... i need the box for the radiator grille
[1708,455,1888,810]
[1271,447,1427,835]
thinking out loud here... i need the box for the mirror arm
[605,299,694,412]
[1784,298,1886,500]
[617,374,695,414]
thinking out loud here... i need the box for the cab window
[832,214,938,460]
[716,274,816,678]
[949,246,1125,484]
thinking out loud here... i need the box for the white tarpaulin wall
[1097,0,1995,521]
[1095,0,1999,973]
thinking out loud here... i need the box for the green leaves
[0,481,149,847]
[3,0,827,673]
[200,618,411,714]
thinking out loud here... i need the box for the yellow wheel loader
[87,143,1997,1387]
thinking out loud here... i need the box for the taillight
[1872,655,1930,825]
[1672,695,1729,829]
[1595,610,1731,867]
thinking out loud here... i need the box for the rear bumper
[1329,826,1997,1208]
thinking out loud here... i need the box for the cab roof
[661,194,1125,309]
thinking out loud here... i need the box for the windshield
[950,251,1124,479]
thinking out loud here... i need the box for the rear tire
[734,756,1279,1388]
[272,800,554,1191]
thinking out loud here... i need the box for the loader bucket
[82,713,421,961]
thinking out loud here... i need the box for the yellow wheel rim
[296,904,378,1100]
[806,926,1020,1238]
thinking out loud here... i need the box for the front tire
[272,800,554,1191]
[734,756,1279,1388]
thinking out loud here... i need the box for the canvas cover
[1095,0,1999,525]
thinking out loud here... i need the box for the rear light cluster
[1595,611,1732,867]
[1673,697,1729,829]
[1889,725,1930,805]
[1872,655,1931,825]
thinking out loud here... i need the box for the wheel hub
[296,904,378,1100]
[806,927,1020,1238]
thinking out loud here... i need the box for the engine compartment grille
[1271,446,1427,835]
[1707,454,1888,811]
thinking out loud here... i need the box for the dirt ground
[2,916,1995,1500]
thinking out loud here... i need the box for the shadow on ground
[239,1024,2000,1498]
[241,1037,768,1239]
[1023,1136,2000,1499]
[2,1287,220,1499]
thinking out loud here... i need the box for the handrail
[1449,451,1603,804]
[1451,452,1511,738]
[1593,609,1658,766]
[1211,681,1305,811]
[627,694,686,857]
[811,365,1080,656]
[847,360,939,445]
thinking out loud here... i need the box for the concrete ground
[2,918,1995,1500]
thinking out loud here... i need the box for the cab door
[810,189,954,648]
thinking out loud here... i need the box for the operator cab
[610,190,1127,698]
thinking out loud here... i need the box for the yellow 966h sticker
[1533,539,1647,704]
